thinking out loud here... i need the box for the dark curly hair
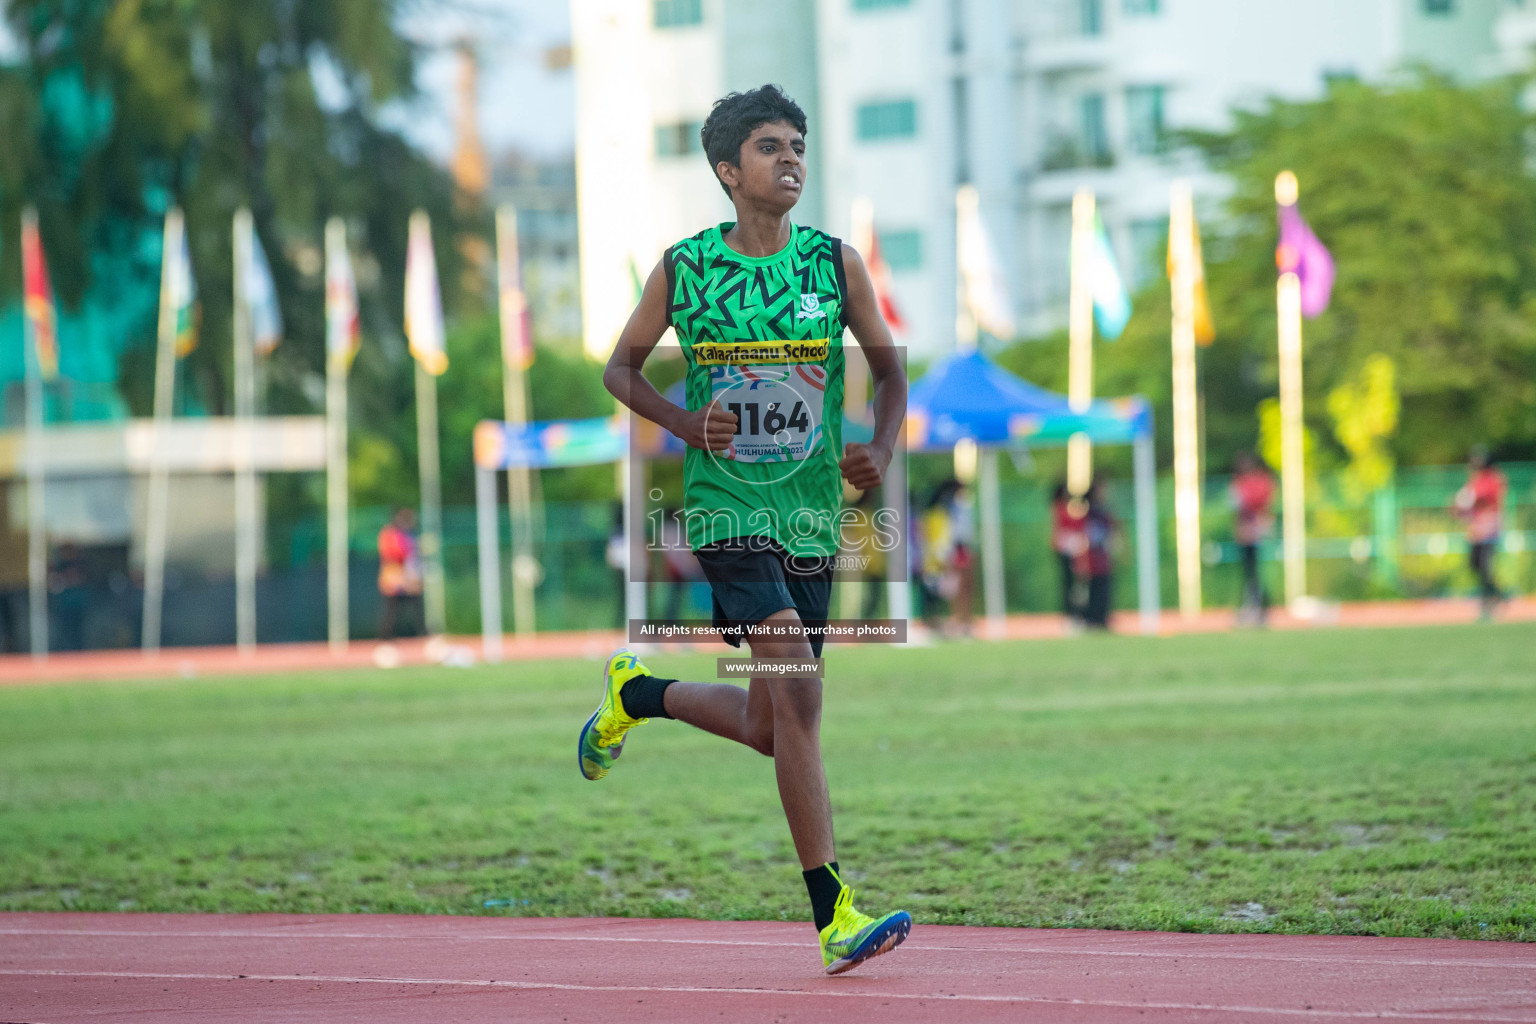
[700,84,808,198]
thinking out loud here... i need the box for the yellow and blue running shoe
[577,648,652,781]
[819,881,912,975]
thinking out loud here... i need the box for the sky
[390,0,577,163]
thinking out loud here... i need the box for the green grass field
[2,624,1534,940]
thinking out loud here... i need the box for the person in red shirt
[1453,449,1508,619]
[1075,479,1117,631]
[1229,453,1276,626]
[377,508,424,640]
[1050,481,1087,629]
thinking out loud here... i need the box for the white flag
[163,211,199,357]
[244,218,283,355]
[956,184,1015,341]
[405,210,447,376]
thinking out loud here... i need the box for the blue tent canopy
[907,349,1150,450]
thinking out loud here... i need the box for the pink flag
[1276,202,1334,319]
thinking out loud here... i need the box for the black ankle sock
[618,675,675,719]
[803,861,842,933]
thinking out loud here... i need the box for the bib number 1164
[725,399,810,437]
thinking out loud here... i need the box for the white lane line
[1,928,1532,971]
[0,968,1530,1022]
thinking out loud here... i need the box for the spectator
[1076,480,1117,631]
[1453,448,1508,620]
[1050,481,1087,631]
[49,542,90,651]
[948,480,976,635]
[919,479,975,635]
[1229,452,1276,626]
[840,488,888,621]
[377,508,424,640]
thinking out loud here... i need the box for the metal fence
[286,462,1531,635]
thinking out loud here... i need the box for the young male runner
[585,84,910,975]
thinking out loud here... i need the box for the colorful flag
[1168,208,1216,346]
[163,211,199,357]
[325,217,360,370]
[848,197,906,334]
[498,215,533,371]
[405,210,447,375]
[1277,201,1334,318]
[1090,212,1131,340]
[20,208,58,382]
[245,220,283,354]
[956,184,1015,340]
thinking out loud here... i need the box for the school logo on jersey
[796,293,825,319]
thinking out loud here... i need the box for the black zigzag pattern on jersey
[666,226,842,343]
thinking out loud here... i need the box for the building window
[1081,0,1104,35]
[653,0,703,29]
[853,0,910,9]
[1125,84,1166,156]
[857,99,917,141]
[1422,0,1454,12]
[655,121,702,157]
[1080,93,1110,165]
[1123,0,1160,12]
[880,230,923,270]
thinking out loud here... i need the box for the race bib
[709,363,827,463]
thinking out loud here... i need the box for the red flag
[866,226,906,334]
[21,210,58,382]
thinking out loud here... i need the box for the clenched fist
[839,442,891,491]
[676,398,739,452]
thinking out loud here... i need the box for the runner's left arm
[838,243,907,491]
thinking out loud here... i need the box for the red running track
[2,913,1533,1023]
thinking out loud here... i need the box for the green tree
[1002,72,1536,473]
[0,0,465,433]
[1195,71,1536,467]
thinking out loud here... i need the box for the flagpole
[1275,170,1307,606]
[844,197,876,622]
[20,207,48,661]
[325,217,350,652]
[406,210,449,638]
[232,208,258,654]
[953,185,1009,635]
[416,361,447,637]
[847,196,875,413]
[954,186,980,353]
[1169,181,1203,618]
[496,204,536,639]
[1066,188,1096,498]
[142,210,182,655]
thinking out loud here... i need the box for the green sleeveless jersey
[665,222,847,556]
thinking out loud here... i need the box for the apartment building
[573,0,1501,357]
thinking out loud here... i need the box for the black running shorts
[693,536,833,658]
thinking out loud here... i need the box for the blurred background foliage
[1001,71,1536,476]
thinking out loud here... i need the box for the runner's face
[725,120,805,211]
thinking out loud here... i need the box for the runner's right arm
[604,260,738,452]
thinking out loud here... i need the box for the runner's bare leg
[660,607,834,868]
